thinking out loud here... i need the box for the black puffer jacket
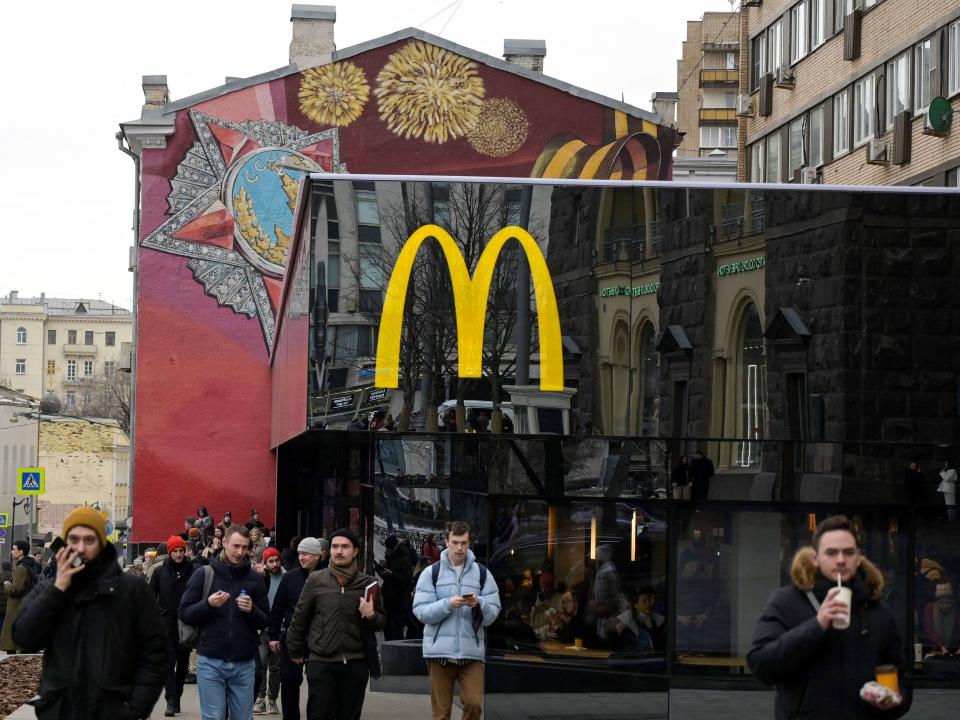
[748,548,912,720]
[12,543,168,720]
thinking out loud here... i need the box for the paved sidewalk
[6,684,960,719]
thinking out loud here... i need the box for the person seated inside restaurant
[922,582,960,656]
[530,571,564,640]
[549,591,588,645]
[629,586,666,651]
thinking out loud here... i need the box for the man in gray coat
[413,521,501,720]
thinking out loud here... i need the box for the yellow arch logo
[375,224,564,392]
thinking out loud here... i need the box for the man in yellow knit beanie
[12,506,168,719]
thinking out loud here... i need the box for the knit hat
[935,582,955,599]
[262,547,282,562]
[62,506,108,547]
[329,528,361,549]
[187,527,201,539]
[297,537,324,556]
[167,535,186,552]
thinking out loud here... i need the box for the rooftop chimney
[142,75,170,115]
[290,5,336,70]
[9,290,18,300]
[503,39,546,73]
[651,92,678,127]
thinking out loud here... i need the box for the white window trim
[914,38,935,117]
[886,52,911,131]
[810,0,827,50]
[809,105,825,168]
[791,2,809,64]
[834,92,850,157]
[949,20,960,97]
[15,359,26,374]
[853,75,875,148]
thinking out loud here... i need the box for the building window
[15,359,26,374]
[47,329,56,345]
[853,75,875,147]
[637,322,660,437]
[886,52,911,130]
[767,19,784,73]
[809,105,824,167]
[736,303,766,468]
[84,330,94,345]
[948,167,960,187]
[749,141,765,182]
[834,91,850,155]
[67,360,77,381]
[700,126,737,148]
[47,360,56,374]
[68,329,77,344]
[432,183,451,228]
[331,325,376,363]
[949,21,960,97]
[751,34,767,91]
[15,327,26,344]
[914,38,935,116]
[104,361,116,376]
[105,331,116,346]
[503,186,522,226]
[83,360,93,377]
[789,117,805,176]
[766,132,781,183]
[726,52,737,70]
[327,245,340,313]
[354,183,381,243]
[810,0,827,49]
[790,2,808,63]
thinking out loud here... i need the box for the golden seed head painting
[375,41,486,143]
[299,61,371,127]
[467,98,529,157]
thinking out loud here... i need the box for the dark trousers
[279,639,305,720]
[164,634,191,707]
[255,632,281,700]
[305,659,368,720]
[384,605,407,641]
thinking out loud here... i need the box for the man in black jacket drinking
[179,524,269,720]
[748,515,911,720]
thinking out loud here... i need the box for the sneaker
[267,699,279,714]
[253,697,267,714]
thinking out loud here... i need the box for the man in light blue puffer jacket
[413,520,501,720]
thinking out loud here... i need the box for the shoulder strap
[478,563,487,590]
[431,561,440,587]
[805,591,820,612]
[430,561,487,590]
[201,565,215,598]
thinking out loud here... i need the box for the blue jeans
[197,655,256,720]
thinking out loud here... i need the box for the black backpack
[430,560,487,590]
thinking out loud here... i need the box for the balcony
[62,343,98,357]
[598,223,662,265]
[699,108,738,124]
[700,69,739,88]
[718,196,767,242]
[62,375,98,386]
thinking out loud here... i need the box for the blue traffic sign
[17,467,45,495]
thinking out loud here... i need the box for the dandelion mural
[299,61,370,127]
[467,97,529,157]
[375,41,485,143]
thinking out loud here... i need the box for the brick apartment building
[738,0,960,186]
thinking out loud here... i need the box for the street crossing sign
[0,512,8,527]
[17,467,45,495]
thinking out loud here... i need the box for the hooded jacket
[178,555,269,662]
[413,548,501,662]
[12,543,168,720]
[747,548,911,720]
[149,556,197,636]
[0,555,40,652]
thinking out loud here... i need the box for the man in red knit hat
[254,546,284,713]
[150,535,197,716]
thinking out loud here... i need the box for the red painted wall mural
[132,33,677,541]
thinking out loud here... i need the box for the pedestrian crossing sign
[17,467,45,495]
[0,512,8,527]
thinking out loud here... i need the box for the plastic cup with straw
[833,572,852,629]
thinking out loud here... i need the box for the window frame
[15,359,26,375]
[105,331,116,346]
[16,327,27,344]
[766,132,782,184]
[914,37,935,117]
[750,141,765,182]
[751,33,767,92]
[47,329,56,345]
[67,359,77,381]
[810,0,827,50]
[809,104,825,168]
[68,329,77,344]
[84,330,94,346]
[853,74,876,148]
[886,51,912,131]
[83,360,94,377]
[834,90,851,156]
[790,1,809,64]
[768,19,784,74]
[788,116,806,177]
[949,20,960,98]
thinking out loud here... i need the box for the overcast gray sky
[0,0,736,309]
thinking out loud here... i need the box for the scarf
[328,558,358,586]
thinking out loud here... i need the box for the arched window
[736,304,766,467]
[16,326,27,344]
[637,323,660,436]
[609,321,630,435]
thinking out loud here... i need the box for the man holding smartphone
[179,524,269,720]
[413,521,501,720]
[13,506,168,719]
